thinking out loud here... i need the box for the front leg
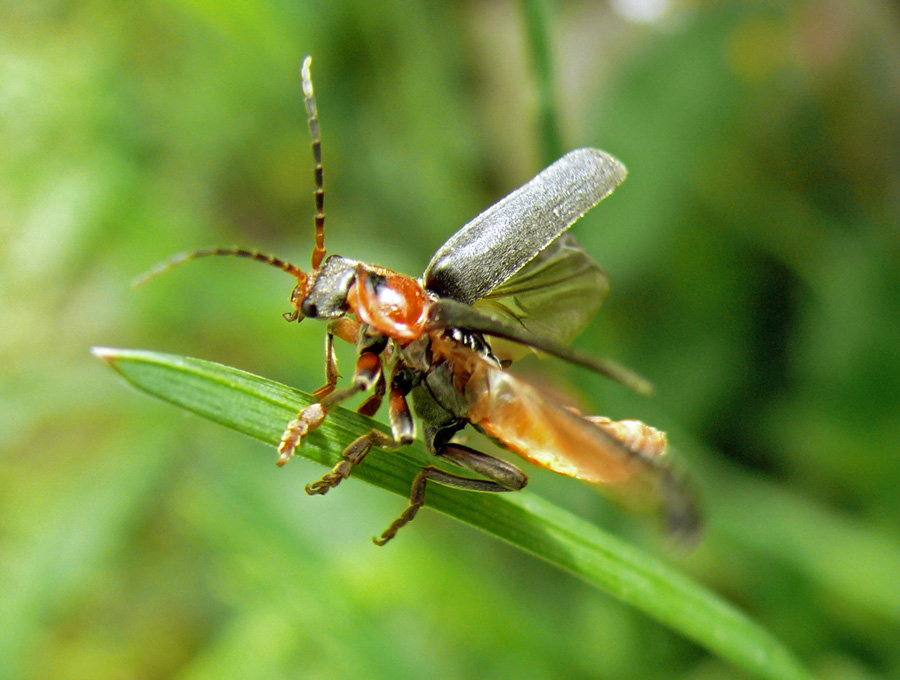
[277,344,382,466]
[312,318,360,399]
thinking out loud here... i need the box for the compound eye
[285,283,308,321]
[301,299,319,317]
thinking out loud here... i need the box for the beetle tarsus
[305,461,353,494]
[305,429,400,496]
[277,402,326,465]
[374,466,431,546]
[306,432,374,493]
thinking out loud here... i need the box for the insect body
[140,57,701,545]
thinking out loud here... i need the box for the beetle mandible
[139,57,701,545]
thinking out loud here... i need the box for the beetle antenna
[302,56,326,271]
[133,248,307,288]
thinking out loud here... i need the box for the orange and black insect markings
[136,56,702,546]
[350,266,428,341]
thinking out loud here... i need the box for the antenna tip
[633,377,656,398]
[132,253,188,288]
[301,56,314,98]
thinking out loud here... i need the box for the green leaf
[93,347,813,680]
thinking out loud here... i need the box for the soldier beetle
[138,57,701,545]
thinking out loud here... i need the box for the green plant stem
[521,0,564,164]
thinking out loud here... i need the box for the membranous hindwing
[474,232,609,362]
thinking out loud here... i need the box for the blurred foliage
[1,1,899,679]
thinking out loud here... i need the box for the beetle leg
[305,363,415,493]
[312,318,360,399]
[277,348,382,466]
[318,349,382,409]
[276,402,327,467]
[304,428,398,495]
[386,375,416,443]
[374,443,527,546]
[311,329,338,399]
[356,368,386,416]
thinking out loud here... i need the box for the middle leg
[305,362,417,492]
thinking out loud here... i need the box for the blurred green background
[2,0,899,678]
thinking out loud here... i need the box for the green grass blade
[93,347,814,680]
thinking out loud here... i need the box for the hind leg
[374,443,527,545]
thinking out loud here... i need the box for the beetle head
[293,255,359,321]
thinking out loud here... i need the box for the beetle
[139,57,701,545]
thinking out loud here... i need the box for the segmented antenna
[133,248,307,288]
[301,56,326,271]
